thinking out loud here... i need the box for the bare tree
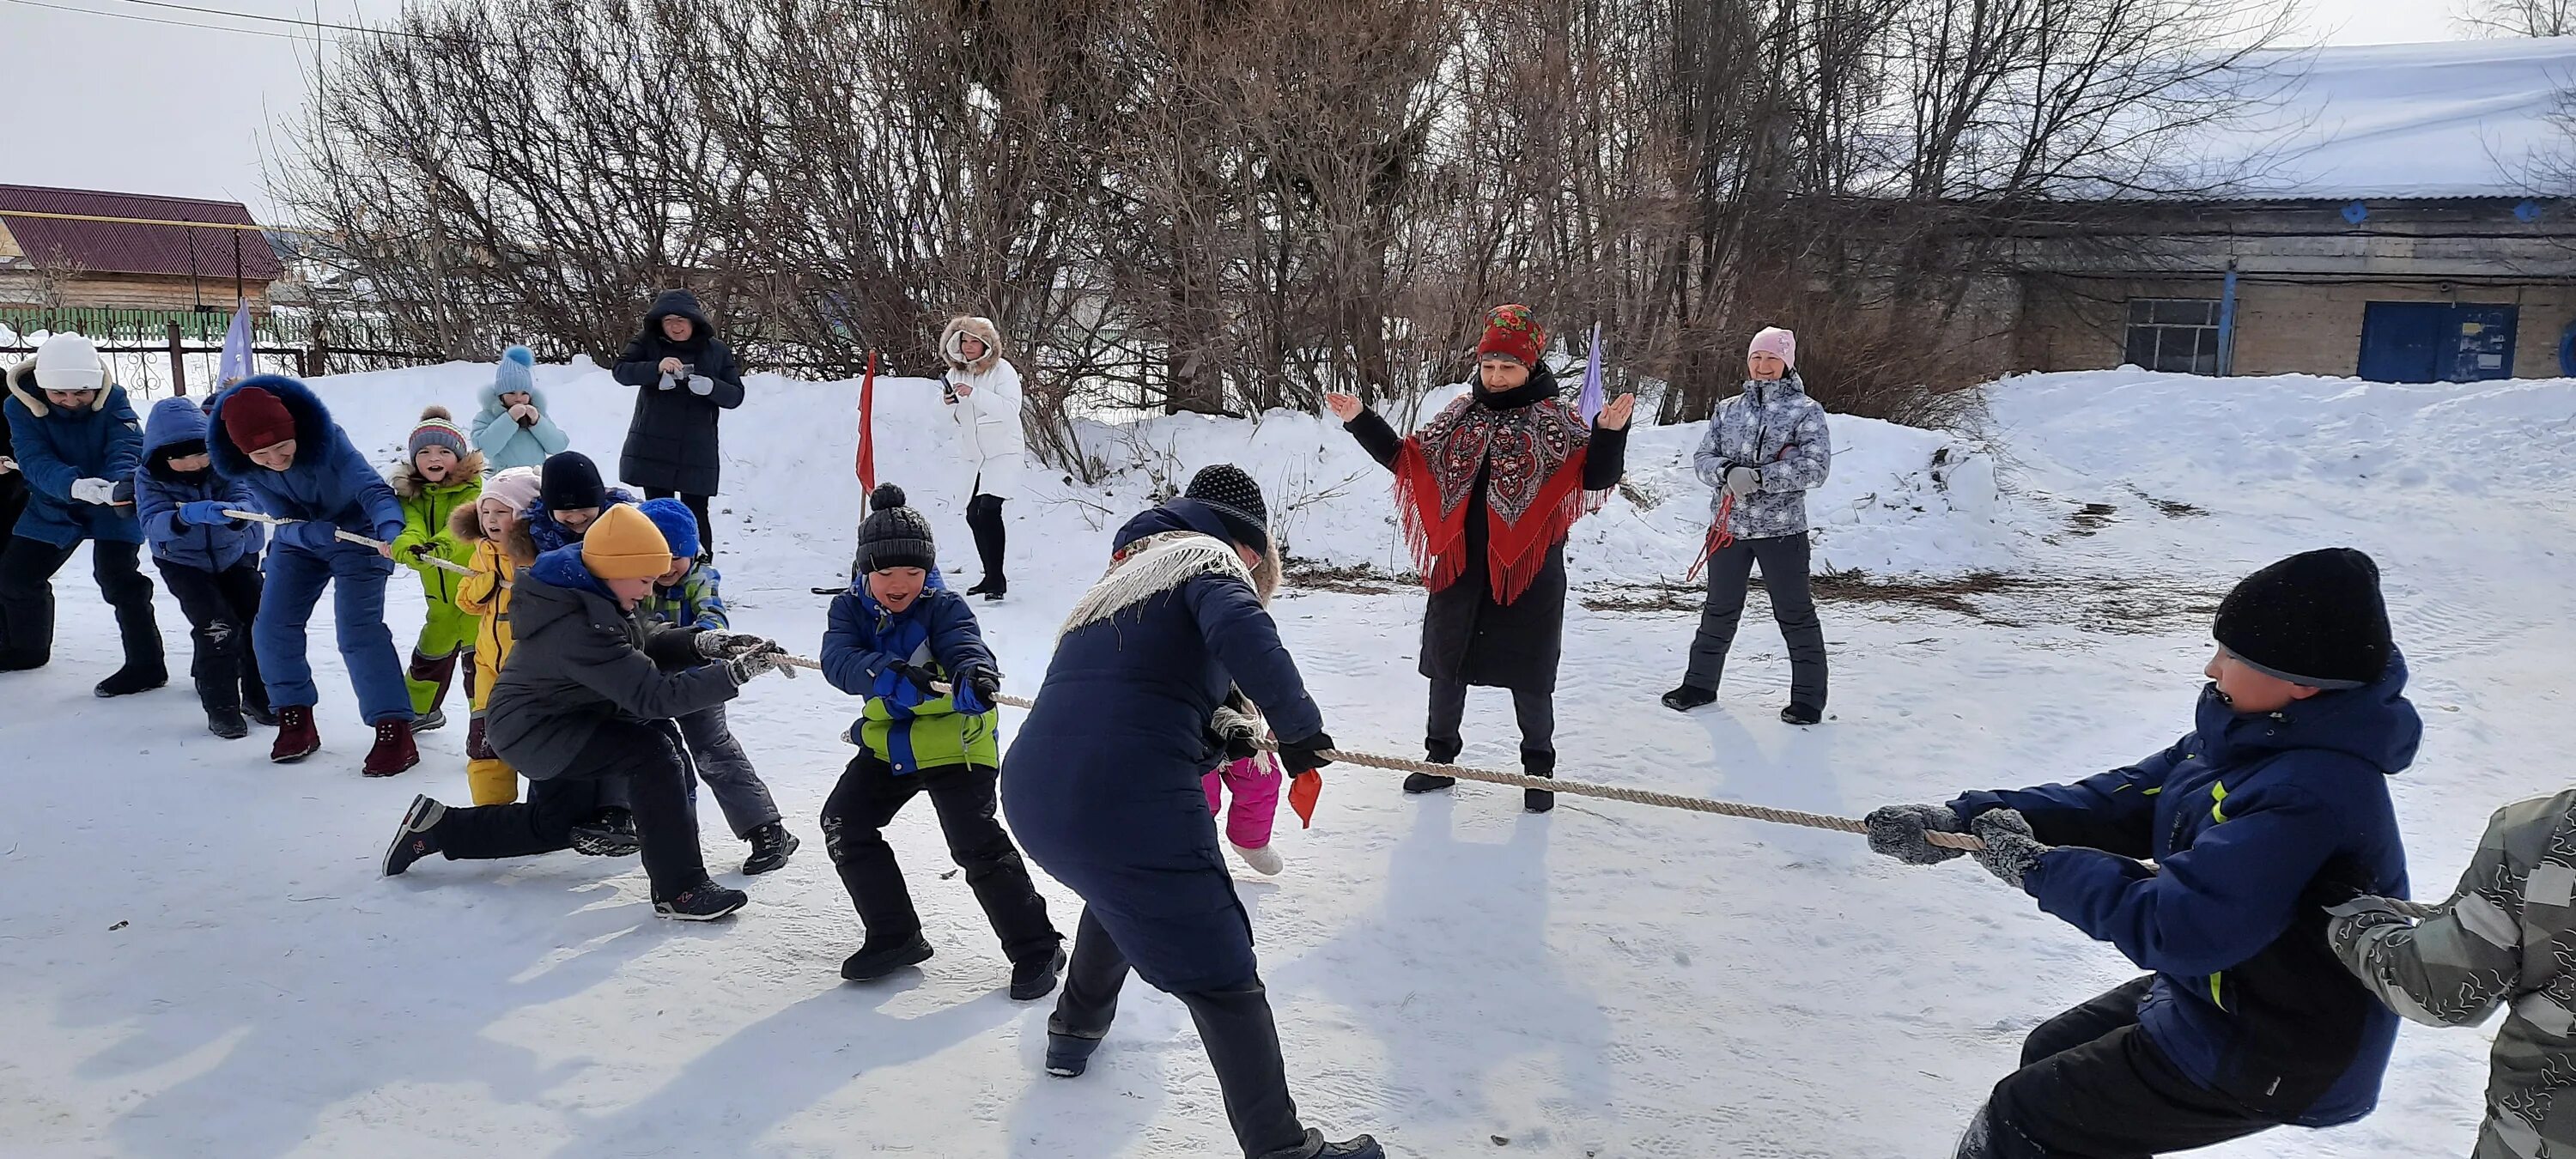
[2462,0,2576,37]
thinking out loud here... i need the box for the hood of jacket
[1113,500,1282,604]
[638,288,716,349]
[142,397,213,478]
[3,357,118,418]
[1738,370,1810,408]
[524,543,621,612]
[391,451,488,499]
[940,316,1005,375]
[207,373,336,478]
[450,501,538,564]
[2193,647,2421,775]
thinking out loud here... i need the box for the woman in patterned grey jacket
[2330,789,2576,1159]
[1663,326,1832,725]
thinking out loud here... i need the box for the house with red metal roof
[0,184,284,313]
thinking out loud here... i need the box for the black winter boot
[1045,1028,1106,1077]
[570,808,640,856]
[654,878,750,921]
[95,662,168,698]
[1405,736,1461,794]
[741,822,799,875]
[1256,1131,1386,1159]
[206,707,250,739]
[1662,683,1717,712]
[1781,702,1823,726]
[841,934,934,981]
[1523,747,1557,814]
[1010,947,1068,1001]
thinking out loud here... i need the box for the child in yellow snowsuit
[388,408,484,732]
[453,466,540,804]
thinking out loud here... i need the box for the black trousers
[0,536,161,671]
[1683,533,1827,709]
[1957,977,2280,1159]
[819,751,1058,962]
[1427,677,1555,762]
[159,559,268,715]
[964,487,1005,586]
[1053,907,1309,1158]
[434,719,708,900]
[641,488,713,554]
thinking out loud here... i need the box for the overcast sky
[0,0,2475,220]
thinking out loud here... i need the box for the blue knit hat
[638,497,702,560]
[495,345,535,397]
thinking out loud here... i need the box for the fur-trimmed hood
[3,356,118,417]
[449,500,538,566]
[940,316,1005,375]
[390,450,487,498]
[207,373,334,478]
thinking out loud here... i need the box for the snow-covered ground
[3,364,2572,1157]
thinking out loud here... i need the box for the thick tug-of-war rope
[764,658,2435,916]
[223,509,481,580]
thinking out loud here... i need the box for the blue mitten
[178,500,238,527]
[949,668,991,716]
[289,520,342,552]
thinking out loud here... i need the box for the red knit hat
[1475,303,1546,368]
[222,385,297,452]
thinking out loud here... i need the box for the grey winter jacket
[484,544,739,780]
[1691,373,1832,540]
[2330,789,2576,1159]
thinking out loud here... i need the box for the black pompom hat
[1182,464,1269,554]
[855,483,938,573]
[2213,547,2393,690]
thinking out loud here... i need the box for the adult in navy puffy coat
[612,289,741,553]
[136,397,271,732]
[209,375,417,773]
[1001,466,1379,1159]
[1868,549,2415,1159]
[0,334,162,693]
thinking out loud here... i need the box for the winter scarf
[1057,517,1278,643]
[1394,373,1592,604]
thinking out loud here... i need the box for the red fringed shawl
[1393,394,1594,605]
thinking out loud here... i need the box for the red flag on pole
[854,350,878,501]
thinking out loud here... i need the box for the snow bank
[303,364,2012,584]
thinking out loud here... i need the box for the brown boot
[362,718,420,777]
[271,706,320,763]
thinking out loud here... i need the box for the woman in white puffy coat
[939,316,1026,600]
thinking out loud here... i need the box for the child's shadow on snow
[75,871,657,1159]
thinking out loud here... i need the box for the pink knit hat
[1748,326,1796,369]
[480,466,544,513]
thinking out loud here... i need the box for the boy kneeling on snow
[817,484,1061,993]
[380,504,798,920]
[1869,548,2415,1158]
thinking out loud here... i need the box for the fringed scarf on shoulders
[1392,379,1593,605]
[1056,530,1279,642]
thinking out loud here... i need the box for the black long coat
[1346,366,1626,693]
[613,289,745,495]
[0,391,27,538]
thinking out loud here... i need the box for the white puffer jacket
[940,317,1027,498]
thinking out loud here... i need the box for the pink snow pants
[1203,753,1282,850]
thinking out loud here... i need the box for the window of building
[2123,298,2223,375]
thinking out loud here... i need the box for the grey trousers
[1683,534,1827,710]
[677,703,781,837]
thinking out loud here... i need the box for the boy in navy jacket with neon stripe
[1868,549,2415,1159]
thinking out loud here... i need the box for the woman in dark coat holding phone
[613,288,743,555]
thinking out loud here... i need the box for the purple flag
[217,300,254,387]
[1578,321,1605,424]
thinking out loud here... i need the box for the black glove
[1276,731,1334,774]
[1208,706,1262,762]
[890,663,943,696]
[966,665,1002,703]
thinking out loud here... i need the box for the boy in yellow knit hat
[381,504,798,919]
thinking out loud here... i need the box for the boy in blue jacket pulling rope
[1868,548,2415,1158]
[818,484,1061,998]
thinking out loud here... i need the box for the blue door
[2358,302,2518,383]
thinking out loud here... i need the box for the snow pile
[2186,37,2576,199]
[307,364,2011,584]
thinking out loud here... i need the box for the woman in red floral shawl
[1327,304,1633,812]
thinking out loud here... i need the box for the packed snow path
[3,368,2571,1157]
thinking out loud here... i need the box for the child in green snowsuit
[388,407,483,731]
